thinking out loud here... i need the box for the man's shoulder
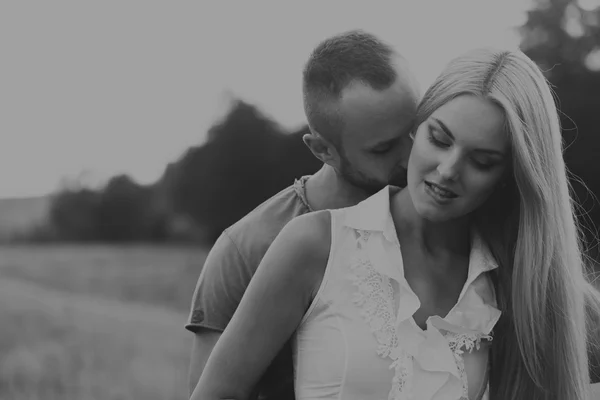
[224,178,313,265]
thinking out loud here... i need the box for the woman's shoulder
[262,210,332,300]
[287,209,332,231]
[277,210,332,260]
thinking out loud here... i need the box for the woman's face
[407,95,510,222]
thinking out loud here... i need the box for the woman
[192,48,600,400]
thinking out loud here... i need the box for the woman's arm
[190,210,332,400]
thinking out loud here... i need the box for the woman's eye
[471,158,495,170]
[427,129,450,148]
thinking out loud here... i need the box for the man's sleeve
[185,230,252,333]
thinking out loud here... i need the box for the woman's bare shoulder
[273,210,331,262]
[263,210,332,299]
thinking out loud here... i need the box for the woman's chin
[414,204,453,223]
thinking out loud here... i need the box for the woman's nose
[436,153,461,181]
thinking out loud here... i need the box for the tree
[167,100,320,241]
[38,97,319,244]
[521,0,600,253]
[49,187,101,242]
[94,175,163,242]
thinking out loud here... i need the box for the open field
[0,244,208,400]
[0,196,50,241]
[2,244,599,399]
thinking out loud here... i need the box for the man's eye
[371,145,393,154]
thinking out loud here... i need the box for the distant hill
[0,196,51,241]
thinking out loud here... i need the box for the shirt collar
[344,185,400,241]
[344,184,498,274]
[293,175,313,212]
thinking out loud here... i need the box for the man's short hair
[302,30,398,148]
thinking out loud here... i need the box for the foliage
[28,99,319,244]
[166,100,320,242]
[520,0,600,255]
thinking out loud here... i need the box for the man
[186,29,420,400]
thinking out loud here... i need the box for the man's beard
[387,162,408,188]
[338,156,407,196]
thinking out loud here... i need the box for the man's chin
[388,176,407,188]
[388,166,408,188]
[355,182,387,196]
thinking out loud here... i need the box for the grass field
[0,244,208,400]
[2,244,600,400]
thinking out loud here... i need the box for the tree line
[23,101,320,244]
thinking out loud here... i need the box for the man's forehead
[340,82,416,120]
[339,85,415,132]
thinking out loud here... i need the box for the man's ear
[302,131,340,167]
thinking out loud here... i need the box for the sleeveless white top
[292,186,502,400]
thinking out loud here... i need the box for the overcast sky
[0,1,531,198]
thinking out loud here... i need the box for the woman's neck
[392,188,471,258]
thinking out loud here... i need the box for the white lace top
[292,186,502,400]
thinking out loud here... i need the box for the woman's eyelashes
[427,125,451,148]
[471,158,495,170]
[426,126,498,171]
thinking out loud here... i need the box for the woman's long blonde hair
[415,48,600,399]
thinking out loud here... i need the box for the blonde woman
[192,48,600,400]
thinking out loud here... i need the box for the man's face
[336,74,418,195]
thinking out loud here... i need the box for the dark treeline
[23,0,600,253]
[24,101,320,244]
[521,0,600,259]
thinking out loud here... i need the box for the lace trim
[348,229,413,400]
[390,351,413,400]
[349,230,398,356]
[446,332,493,400]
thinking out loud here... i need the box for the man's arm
[190,211,331,400]
[185,231,253,397]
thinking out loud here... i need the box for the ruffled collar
[345,185,501,400]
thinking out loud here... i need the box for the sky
[0,1,532,199]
